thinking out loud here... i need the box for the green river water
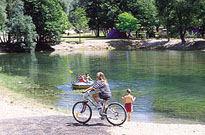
[0,50,205,124]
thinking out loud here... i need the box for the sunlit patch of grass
[151,87,205,121]
[61,32,107,43]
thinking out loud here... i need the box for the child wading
[122,89,136,121]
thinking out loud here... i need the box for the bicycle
[72,91,127,126]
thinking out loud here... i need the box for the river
[0,50,205,124]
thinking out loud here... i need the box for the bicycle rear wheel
[105,102,127,126]
[72,101,92,124]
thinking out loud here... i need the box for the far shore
[1,85,205,135]
[50,39,205,55]
[0,39,205,53]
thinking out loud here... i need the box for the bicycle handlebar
[81,90,91,99]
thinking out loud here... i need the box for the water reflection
[1,50,205,123]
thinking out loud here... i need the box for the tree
[0,0,7,43]
[100,0,121,36]
[23,0,71,45]
[156,0,175,41]
[60,0,74,15]
[130,0,158,38]
[194,0,205,38]
[71,7,89,43]
[82,0,103,37]
[156,0,203,43]
[6,0,37,52]
[116,12,140,33]
[0,0,7,30]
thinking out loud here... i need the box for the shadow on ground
[0,115,111,135]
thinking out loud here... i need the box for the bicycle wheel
[72,101,92,124]
[105,102,127,126]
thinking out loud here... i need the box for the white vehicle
[65,29,76,35]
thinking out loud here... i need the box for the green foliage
[156,0,203,42]
[131,0,158,32]
[71,7,89,31]
[6,0,37,52]
[116,12,140,32]
[24,0,71,44]
[185,31,197,38]
[60,0,74,15]
[73,0,158,36]
[71,7,89,43]
[0,0,7,30]
[79,0,104,37]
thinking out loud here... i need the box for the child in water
[121,89,136,121]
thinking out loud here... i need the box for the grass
[61,32,107,43]
[153,98,205,121]
[61,32,141,43]
[151,87,205,122]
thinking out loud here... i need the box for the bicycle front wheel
[72,101,92,124]
[105,102,127,126]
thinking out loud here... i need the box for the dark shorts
[125,103,133,112]
[99,93,110,100]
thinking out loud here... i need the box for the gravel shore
[51,39,205,54]
[1,86,205,135]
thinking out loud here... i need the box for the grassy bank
[151,87,205,122]
[61,33,106,43]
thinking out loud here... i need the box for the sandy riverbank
[109,121,205,135]
[0,86,67,120]
[51,39,205,53]
[1,86,205,135]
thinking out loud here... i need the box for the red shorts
[125,103,133,112]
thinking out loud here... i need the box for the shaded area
[0,116,111,135]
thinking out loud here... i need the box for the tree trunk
[7,33,11,43]
[179,28,186,44]
[176,8,186,44]
[156,26,159,32]
[166,26,170,42]
[79,33,81,43]
[96,20,100,37]
[202,25,205,38]
[136,31,138,38]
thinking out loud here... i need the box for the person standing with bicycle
[83,72,111,115]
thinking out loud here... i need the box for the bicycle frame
[82,91,106,111]
[73,91,127,126]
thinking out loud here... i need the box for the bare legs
[92,93,108,110]
[92,93,100,104]
[127,112,131,121]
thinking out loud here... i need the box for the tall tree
[156,0,202,43]
[130,0,158,37]
[23,0,70,45]
[0,0,7,30]
[156,0,175,41]
[71,7,89,43]
[0,0,7,43]
[82,0,103,37]
[5,0,37,52]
